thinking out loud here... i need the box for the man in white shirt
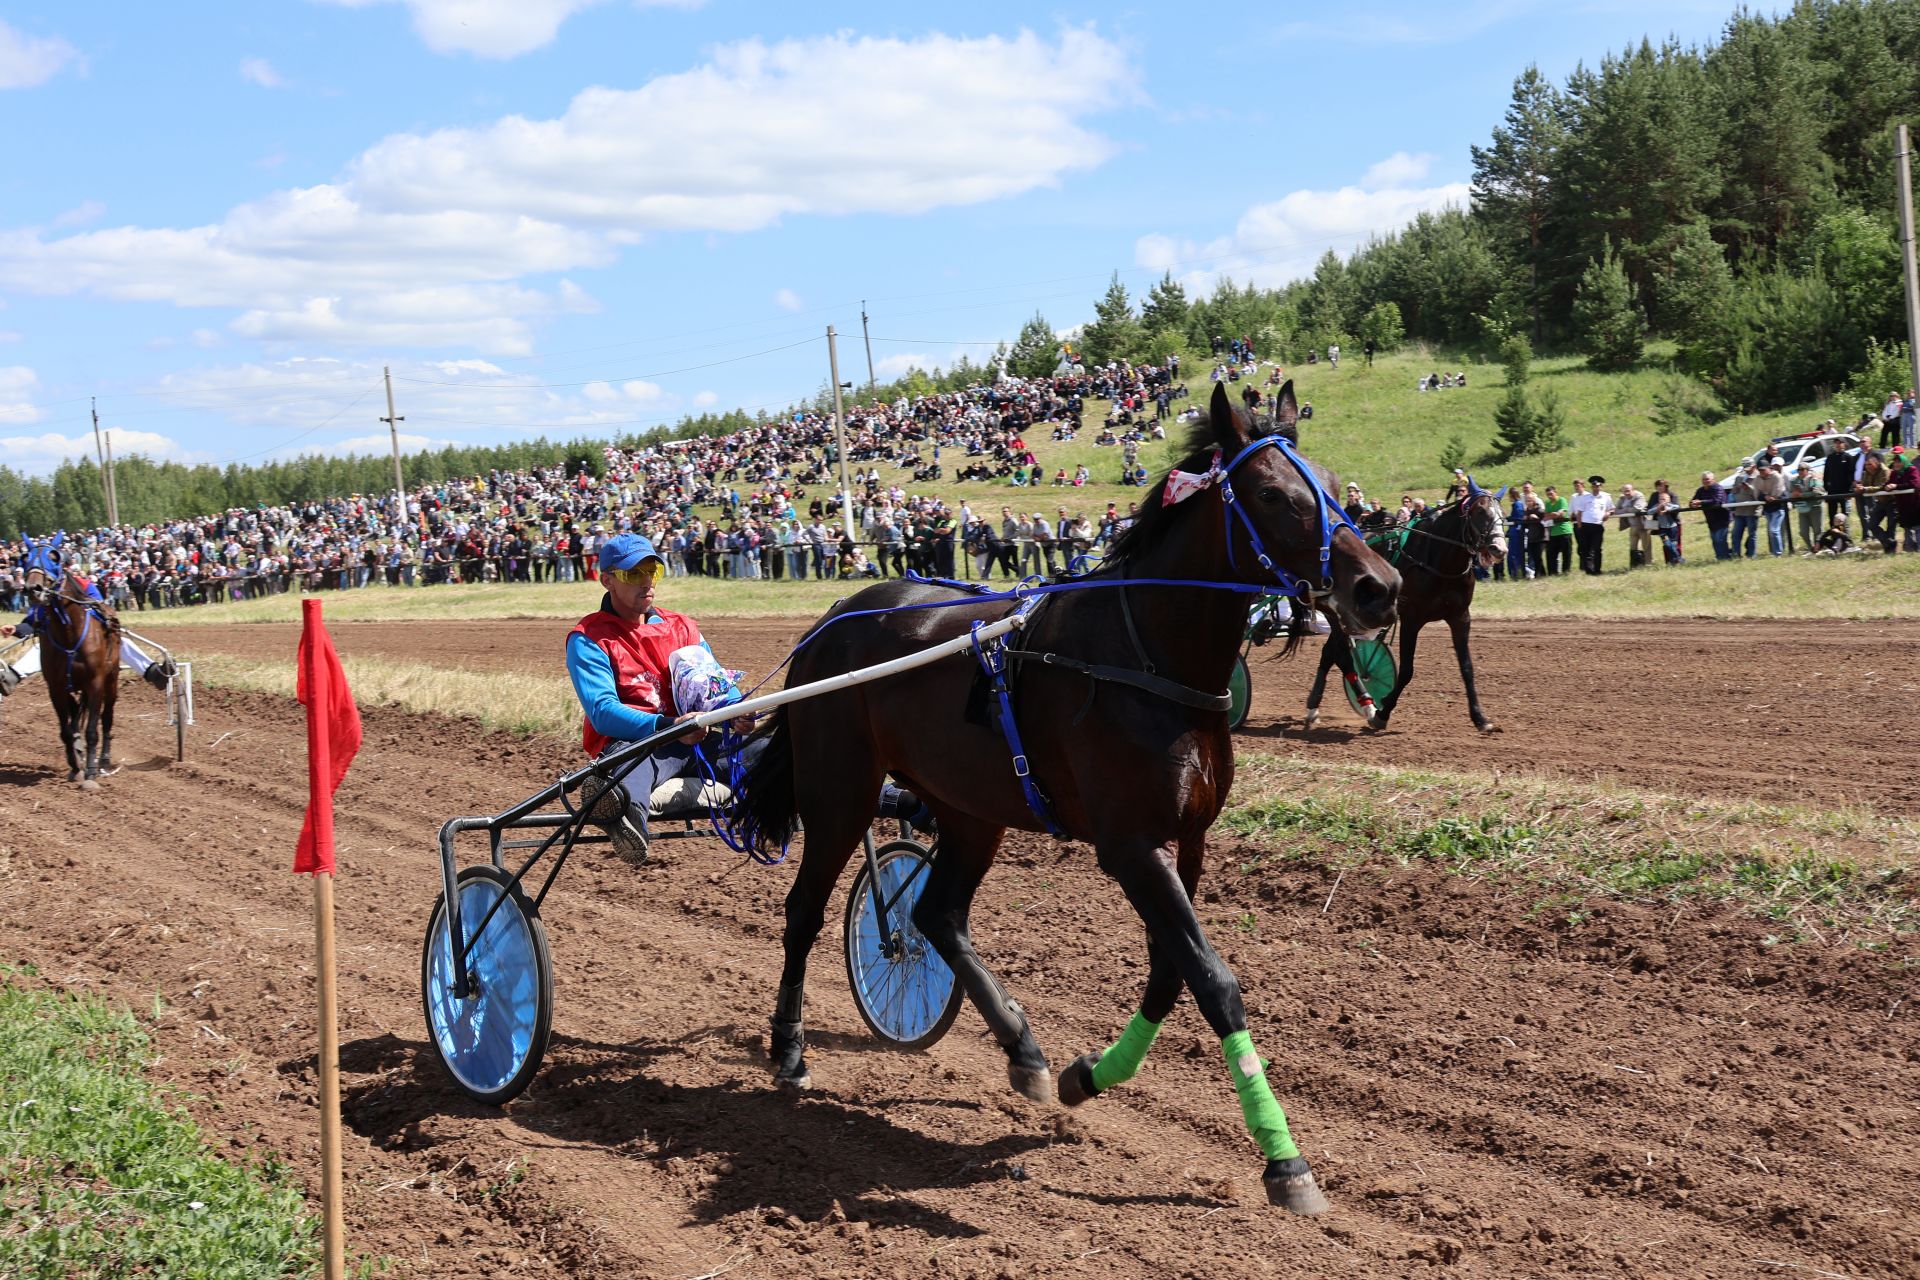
[1578,474,1614,574]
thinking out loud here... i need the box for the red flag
[295,599,362,875]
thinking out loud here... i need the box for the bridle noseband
[1216,433,1365,600]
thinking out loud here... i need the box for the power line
[392,334,822,389]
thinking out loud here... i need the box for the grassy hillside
[765,345,1843,539]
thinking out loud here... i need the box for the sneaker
[0,664,17,698]
[142,661,173,692]
[580,775,649,866]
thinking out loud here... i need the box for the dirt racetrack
[1,616,1917,1278]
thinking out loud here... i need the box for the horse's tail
[732,707,798,856]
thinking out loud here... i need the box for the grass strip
[196,655,579,738]
[1223,754,1919,946]
[0,964,319,1278]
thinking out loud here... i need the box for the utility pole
[860,300,877,395]
[103,429,118,527]
[380,366,418,540]
[826,326,856,535]
[1895,124,1920,410]
[90,398,118,526]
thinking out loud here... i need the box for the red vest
[570,605,702,755]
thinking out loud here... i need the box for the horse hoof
[1303,708,1319,729]
[66,771,80,784]
[774,1069,812,1093]
[1477,721,1499,734]
[1057,1052,1103,1108]
[78,779,101,793]
[1008,1062,1055,1104]
[1264,1156,1331,1215]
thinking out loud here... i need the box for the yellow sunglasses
[605,563,661,585]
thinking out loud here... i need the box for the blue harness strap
[969,600,1066,838]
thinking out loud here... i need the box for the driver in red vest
[566,532,928,865]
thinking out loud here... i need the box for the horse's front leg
[50,686,79,782]
[1446,613,1495,732]
[1374,619,1421,728]
[1086,836,1329,1214]
[910,813,1050,1102]
[81,693,101,782]
[97,677,118,774]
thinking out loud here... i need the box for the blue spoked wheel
[1227,654,1252,731]
[421,864,553,1105]
[843,841,963,1049]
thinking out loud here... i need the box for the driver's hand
[728,713,755,735]
[674,712,708,744]
[0,625,12,637]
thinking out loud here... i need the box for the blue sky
[1,0,1743,476]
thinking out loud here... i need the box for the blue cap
[598,533,663,572]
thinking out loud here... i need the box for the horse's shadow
[328,1027,1053,1238]
[0,761,63,786]
[1238,719,1371,743]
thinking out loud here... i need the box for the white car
[1725,431,1860,481]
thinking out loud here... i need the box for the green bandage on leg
[1089,1011,1162,1092]
[1222,1030,1300,1161]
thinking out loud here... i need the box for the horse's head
[1208,381,1398,634]
[21,536,60,603]
[1460,477,1509,569]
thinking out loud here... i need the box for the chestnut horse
[735,382,1398,1213]
[29,563,122,785]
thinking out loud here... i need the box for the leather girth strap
[1000,648,1232,712]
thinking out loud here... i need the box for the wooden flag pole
[313,871,346,1280]
[300,597,347,1280]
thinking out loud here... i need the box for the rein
[1401,496,1498,578]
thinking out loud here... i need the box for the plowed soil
[2,615,1917,1279]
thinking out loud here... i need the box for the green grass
[1222,754,1920,944]
[1470,547,1920,619]
[0,964,319,1278]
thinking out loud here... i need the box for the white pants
[3,635,153,684]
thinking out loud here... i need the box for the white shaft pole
[684,611,1023,731]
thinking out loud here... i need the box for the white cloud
[190,327,224,348]
[773,287,803,312]
[1360,151,1433,189]
[0,364,40,423]
[691,389,718,408]
[2,428,188,472]
[621,379,662,402]
[327,430,463,454]
[873,352,933,379]
[0,29,1128,352]
[0,19,79,89]
[316,0,700,60]
[239,57,286,88]
[1136,154,1471,294]
[51,200,105,229]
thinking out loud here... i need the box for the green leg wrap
[1089,1011,1162,1092]
[1222,1030,1300,1161]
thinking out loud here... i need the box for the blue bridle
[1216,432,1366,598]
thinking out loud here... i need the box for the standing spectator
[1858,447,1895,552]
[1823,434,1857,531]
[1327,343,1340,369]
[1616,483,1651,568]
[1755,463,1789,555]
[1788,463,1825,553]
[1888,447,1920,550]
[1690,471,1733,560]
[1904,391,1917,451]
[1648,484,1684,565]
[1505,485,1530,580]
[1727,463,1761,558]
[1031,510,1058,576]
[1541,484,1572,576]
[1578,475,1614,574]
[1016,512,1040,577]
[1363,339,1375,367]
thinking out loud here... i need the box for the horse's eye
[1258,486,1283,505]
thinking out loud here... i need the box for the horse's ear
[1272,379,1300,442]
[1208,381,1247,450]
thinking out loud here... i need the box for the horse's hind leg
[769,801,871,1090]
[1100,838,1330,1215]
[1446,613,1495,732]
[80,696,101,784]
[97,685,117,774]
[910,811,1052,1103]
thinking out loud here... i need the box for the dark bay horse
[1305,484,1506,732]
[736,382,1398,1213]
[26,559,122,786]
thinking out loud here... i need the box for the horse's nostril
[1353,573,1397,620]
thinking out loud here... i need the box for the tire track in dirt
[2,670,1916,1277]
